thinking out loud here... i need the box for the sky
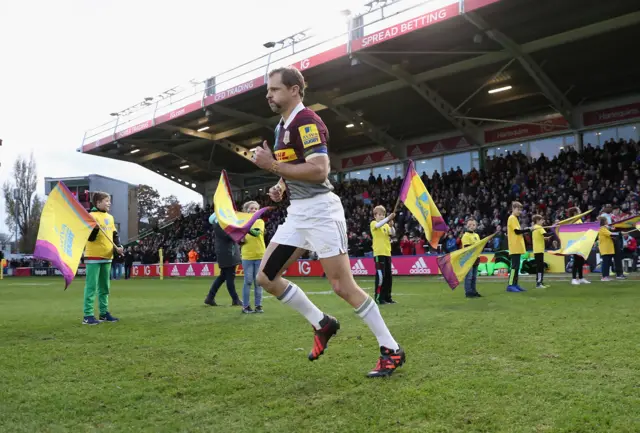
[0,0,369,236]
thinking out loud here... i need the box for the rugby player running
[251,67,405,377]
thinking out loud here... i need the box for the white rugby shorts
[270,192,348,258]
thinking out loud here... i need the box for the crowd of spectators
[116,137,640,262]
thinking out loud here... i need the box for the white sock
[355,297,399,351]
[278,283,324,329]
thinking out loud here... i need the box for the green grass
[1,275,640,432]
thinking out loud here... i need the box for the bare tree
[161,195,182,222]
[137,184,161,223]
[182,201,200,216]
[2,153,42,252]
[0,233,11,246]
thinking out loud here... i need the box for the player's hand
[389,212,396,221]
[268,184,283,202]
[116,246,124,256]
[252,141,275,170]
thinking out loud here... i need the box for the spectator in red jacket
[413,236,426,255]
[622,233,637,272]
[400,235,413,255]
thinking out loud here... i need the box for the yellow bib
[84,211,116,261]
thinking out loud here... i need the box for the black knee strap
[262,244,298,281]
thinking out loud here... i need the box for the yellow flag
[33,182,98,289]
[549,222,599,259]
[213,170,271,242]
[552,209,593,237]
[399,160,448,248]
[611,214,640,230]
[438,234,496,290]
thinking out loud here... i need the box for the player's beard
[268,101,283,113]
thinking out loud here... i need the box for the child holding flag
[461,218,482,298]
[83,192,123,325]
[370,206,396,304]
[240,201,266,314]
[507,201,530,292]
[599,216,617,282]
[568,207,590,285]
[532,215,552,289]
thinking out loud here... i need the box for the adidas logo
[410,257,431,275]
[381,151,394,161]
[456,137,469,148]
[170,266,180,277]
[345,158,354,168]
[185,265,195,277]
[410,145,423,156]
[391,263,398,275]
[362,155,373,165]
[433,141,445,153]
[200,264,211,277]
[351,259,368,275]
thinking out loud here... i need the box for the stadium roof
[80,0,640,192]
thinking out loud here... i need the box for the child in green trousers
[82,192,124,325]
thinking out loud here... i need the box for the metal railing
[82,0,458,149]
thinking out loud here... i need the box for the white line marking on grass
[6,283,53,286]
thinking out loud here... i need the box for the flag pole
[392,196,402,213]
[392,160,411,213]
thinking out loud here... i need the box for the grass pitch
[1,275,639,432]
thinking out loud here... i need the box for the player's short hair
[466,217,476,224]
[532,214,544,224]
[269,67,306,99]
[568,206,580,217]
[512,201,523,210]
[242,201,259,212]
[91,191,110,206]
[373,205,386,216]
[598,216,608,226]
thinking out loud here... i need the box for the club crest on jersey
[299,123,320,148]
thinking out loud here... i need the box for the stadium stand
[121,137,639,264]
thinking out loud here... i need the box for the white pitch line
[5,283,53,286]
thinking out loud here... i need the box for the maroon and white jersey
[273,103,334,200]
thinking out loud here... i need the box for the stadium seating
[11,138,637,268]
[127,138,639,263]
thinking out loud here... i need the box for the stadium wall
[129,253,568,278]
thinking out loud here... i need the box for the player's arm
[254,140,328,183]
[253,119,330,183]
[274,154,329,183]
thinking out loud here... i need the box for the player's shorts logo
[299,124,320,148]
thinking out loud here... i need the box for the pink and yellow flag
[213,170,272,242]
[438,234,496,290]
[611,214,640,230]
[33,182,98,289]
[549,222,600,259]
[399,160,448,248]
[553,209,593,236]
